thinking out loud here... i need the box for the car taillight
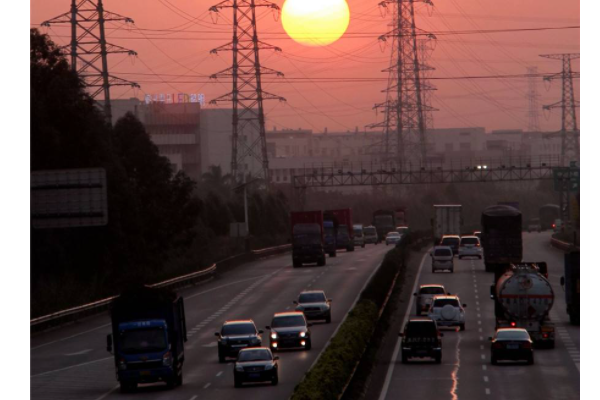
[476,243,480,247]
[510,321,517,327]
[522,342,532,349]
[493,342,503,349]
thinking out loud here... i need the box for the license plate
[231,344,247,348]
[507,344,519,350]
[248,373,260,378]
[140,370,151,376]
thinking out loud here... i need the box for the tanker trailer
[490,264,555,348]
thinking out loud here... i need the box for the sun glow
[282,0,350,47]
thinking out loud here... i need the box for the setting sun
[282,0,350,47]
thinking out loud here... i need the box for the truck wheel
[326,314,332,324]
[176,367,183,386]
[119,382,137,393]
[293,261,301,268]
[435,353,442,364]
[401,352,408,364]
[491,355,498,365]
[218,349,226,363]
[460,323,465,331]
[305,339,312,351]
[317,257,326,267]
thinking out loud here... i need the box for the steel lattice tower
[368,0,436,166]
[42,0,139,124]
[209,0,286,183]
[541,53,580,163]
[526,66,541,132]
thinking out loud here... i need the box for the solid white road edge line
[378,248,430,400]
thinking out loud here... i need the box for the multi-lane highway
[378,232,580,400]
[31,244,390,400]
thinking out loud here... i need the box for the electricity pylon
[209,0,286,183]
[42,0,139,124]
[526,66,541,132]
[540,53,580,163]
[368,0,437,166]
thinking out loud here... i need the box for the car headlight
[235,364,244,372]
[251,337,261,344]
[162,351,173,367]
[299,331,306,338]
[264,363,274,371]
[271,333,278,340]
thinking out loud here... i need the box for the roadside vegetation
[30,29,290,317]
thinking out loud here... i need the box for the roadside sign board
[31,168,108,229]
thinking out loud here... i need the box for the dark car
[399,318,443,363]
[490,328,534,365]
[266,312,312,351]
[294,290,332,323]
[215,320,263,363]
[234,347,279,387]
[440,235,460,255]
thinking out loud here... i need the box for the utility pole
[540,53,580,163]
[42,0,139,125]
[368,0,436,167]
[541,53,580,228]
[526,66,541,132]
[209,0,286,184]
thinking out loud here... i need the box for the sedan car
[385,231,402,246]
[294,290,332,323]
[266,312,312,351]
[216,320,263,363]
[440,235,460,255]
[234,347,279,387]
[490,328,534,365]
[427,295,466,331]
[399,317,443,364]
[458,236,482,259]
[414,284,448,316]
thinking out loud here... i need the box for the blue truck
[107,286,187,392]
[323,212,339,257]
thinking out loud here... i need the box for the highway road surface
[378,232,580,400]
[31,244,390,400]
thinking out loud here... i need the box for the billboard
[31,168,108,229]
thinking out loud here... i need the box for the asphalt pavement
[378,232,580,400]
[31,243,390,400]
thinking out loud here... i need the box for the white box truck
[433,205,462,244]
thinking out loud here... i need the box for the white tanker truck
[490,263,555,348]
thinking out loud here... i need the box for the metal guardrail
[31,243,292,333]
[550,237,579,252]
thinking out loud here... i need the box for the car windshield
[299,292,326,303]
[434,248,452,257]
[119,328,167,354]
[460,237,479,245]
[432,299,460,307]
[238,349,271,362]
[496,330,530,340]
[354,226,363,235]
[272,315,306,328]
[405,321,437,337]
[364,227,376,235]
[222,323,256,336]
[441,237,459,246]
[420,287,445,295]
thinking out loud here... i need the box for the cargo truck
[291,211,326,267]
[107,286,187,392]
[325,209,355,252]
[561,251,580,325]
[481,205,522,273]
[323,212,338,257]
[432,205,462,245]
[372,210,395,243]
[490,264,555,348]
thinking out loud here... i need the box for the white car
[385,232,402,246]
[428,295,466,331]
[458,236,483,259]
[414,284,448,316]
[431,246,454,273]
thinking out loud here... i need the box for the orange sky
[30,0,580,133]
